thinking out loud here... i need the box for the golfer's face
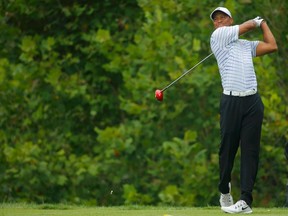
[212,12,233,29]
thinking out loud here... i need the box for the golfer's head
[210,7,233,29]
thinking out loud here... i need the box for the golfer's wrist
[253,16,264,27]
[260,20,266,27]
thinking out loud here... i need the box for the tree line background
[0,0,287,207]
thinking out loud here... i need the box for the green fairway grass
[0,204,287,216]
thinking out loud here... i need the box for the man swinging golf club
[210,7,277,214]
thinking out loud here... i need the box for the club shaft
[161,53,213,92]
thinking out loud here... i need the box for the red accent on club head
[155,89,163,101]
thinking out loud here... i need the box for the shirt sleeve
[250,41,260,57]
[211,25,239,49]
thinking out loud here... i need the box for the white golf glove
[253,16,264,27]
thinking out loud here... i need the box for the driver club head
[155,89,163,101]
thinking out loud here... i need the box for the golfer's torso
[210,25,259,92]
[217,39,257,92]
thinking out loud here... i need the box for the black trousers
[218,93,264,206]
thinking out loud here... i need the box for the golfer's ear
[230,18,234,25]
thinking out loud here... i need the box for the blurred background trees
[0,0,287,207]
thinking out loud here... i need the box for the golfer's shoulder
[213,25,238,35]
[211,26,239,42]
[211,27,226,39]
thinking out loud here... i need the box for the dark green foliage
[0,0,287,207]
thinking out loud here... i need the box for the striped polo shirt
[210,25,259,91]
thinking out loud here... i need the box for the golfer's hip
[223,89,257,97]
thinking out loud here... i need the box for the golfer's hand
[253,16,264,27]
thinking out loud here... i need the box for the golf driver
[155,53,213,101]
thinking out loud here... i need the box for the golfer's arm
[238,20,257,36]
[256,21,278,56]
